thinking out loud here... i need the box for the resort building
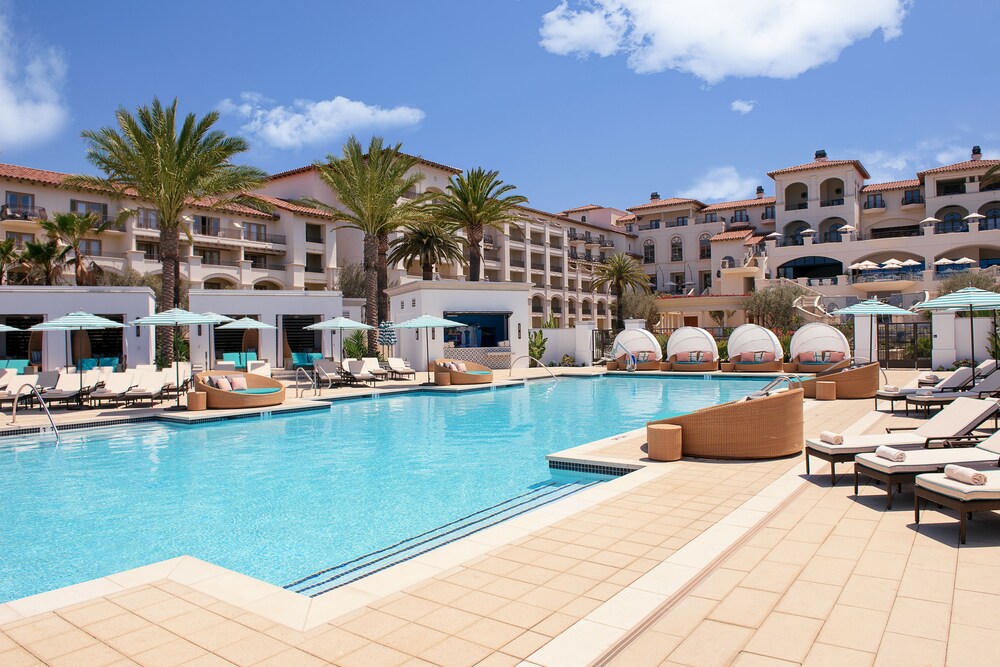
[625,147,1000,326]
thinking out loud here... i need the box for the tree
[0,239,18,284]
[67,97,269,362]
[40,211,122,285]
[93,267,190,309]
[621,290,660,329]
[300,136,432,353]
[388,221,466,280]
[334,263,365,298]
[742,284,805,330]
[591,254,651,330]
[19,239,69,286]
[433,168,528,282]
[939,271,999,295]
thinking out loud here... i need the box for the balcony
[821,198,845,207]
[531,304,543,313]
[599,238,614,248]
[550,264,563,274]
[510,259,525,268]
[484,250,500,262]
[981,219,1000,232]
[530,262,545,271]
[901,194,925,206]
[194,227,243,241]
[250,261,286,271]
[199,257,241,267]
[730,215,750,224]
[482,234,495,249]
[304,266,325,274]
[1,206,45,221]
[135,218,159,231]
[665,218,688,228]
[934,221,969,234]
[243,231,287,244]
[863,199,885,211]
[529,238,545,247]
[637,222,660,231]
[785,202,808,211]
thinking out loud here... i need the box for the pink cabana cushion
[229,375,248,391]
[215,377,233,391]
[829,351,846,362]
[455,362,467,372]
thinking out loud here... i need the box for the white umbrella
[847,263,863,271]
[964,212,986,221]
[393,315,466,385]
[920,217,941,225]
[900,259,922,267]
[934,258,955,266]
[131,308,220,407]
[799,228,817,236]
[955,257,976,265]
[881,259,904,268]
[765,232,782,240]
[839,225,857,233]
[857,260,880,270]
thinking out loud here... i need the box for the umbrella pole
[426,328,432,385]
[971,303,977,387]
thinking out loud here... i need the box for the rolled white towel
[923,374,940,382]
[820,431,843,445]
[945,464,987,486]
[882,385,899,393]
[916,389,933,397]
[746,390,768,400]
[875,445,906,462]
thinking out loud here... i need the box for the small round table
[815,381,837,401]
[187,391,207,411]
[647,424,682,462]
[434,371,452,386]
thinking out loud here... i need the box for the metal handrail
[294,367,318,398]
[760,373,805,394]
[10,384,60,441]
[508,356,557,379]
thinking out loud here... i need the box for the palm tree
[65,97,269,362]
[300,136,432,353]
[433,168,528,281]
[40,211,123,285]
[591,254,651,330]
[20,239,69,286]
[0,238,18,284]
[982,163,1000,191]
[388,221,466,281]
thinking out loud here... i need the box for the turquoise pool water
[0,375,768,602]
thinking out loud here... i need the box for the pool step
[285,479,601,597]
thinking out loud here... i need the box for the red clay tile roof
[709,228,754,243]
[860,179,920,192]
[561,204,602,213]
[269,153,462,181]
[767,159,870,180]
[701,196,776,212]
[917,159,1000,177]
[626,197,706,212]
[615,214,637,223]
[744,235,767,246]
[253,194,333,220]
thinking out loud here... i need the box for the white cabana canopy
[788,322,851,360]
[726,324,783,360]
[611,329,662,362]
[665,327,719,362]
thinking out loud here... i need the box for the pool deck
[2,369,998,666]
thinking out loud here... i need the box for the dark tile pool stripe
[548,460,637,477]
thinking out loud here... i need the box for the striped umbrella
[305,317,373,363]
[830,300,914,365]
[377,321,397,354]
[394,315,465,384]
[0,324,21,333]
[30,312,126,405]
[216,317,275,330]
[916,288,1000,383]
[131,308,221,407]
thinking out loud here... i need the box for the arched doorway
[777,256,843,280]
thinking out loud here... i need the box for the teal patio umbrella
[131,308,221,407]
[830,299,914,366]
[378,321,398,357]
[304,316,373,364]
[29,312,126,407]
[393,315,465,384]
[915,287,1000,385]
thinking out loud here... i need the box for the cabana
[787,323,851,373]
[727,324,784,372]
[663,327,719,372]
[192,371,286,409]
[606,329,662,371]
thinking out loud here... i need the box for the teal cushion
[467,370,492,375]
[246,351,258,362]
[232,387,281,395]
[99,357,119,368]
[7,360,29,371]
[0,360,7,369]
[78,358,99,371]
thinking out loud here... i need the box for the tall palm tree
[982,163,1000,191]
[300,136,433,352]
[591,254,651,330]
[433,168,528,281]
[65,97,269,362]
[20,239,69,286]
[40,211,123,285]
[388,220,466,281]
[0,238,18,285]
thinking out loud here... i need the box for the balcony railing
[243,231,286,244]
[762,210,775,220]
[1,206,46,221]
[250,261,286,270]
[981,219,1000,231]
[666,219,688,228]
[510,259,525,268]
[304,266,325,274]
[730,215,750,224]
[135,218,159,230]
[637,222,660,231]
[199,257,241,267]
[902,194,925,206]
[785,202,808,211]
[599,238,614,248]
[529,238,545,246]
[550,265,563,274]
[934,221,969,234]
[863,199,885,210]
[194,227,243,240]
[530,262,545,270]
[821,198,845,207]
[531,305,543,313]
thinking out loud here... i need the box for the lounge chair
[133,364,157,373]
[164,362,192,398]
[0,368,15,390]
[89,371,137,407]
[785,323,852,374]
[796,362,881,400]
[40,373,86,406]
[387,357,416,380]
[854,431,1000,509]
[345,360,377,387]
[433,359,494,385]
[290,351,322,369]
[193,371,286,409]
[915,468,1000,544]
[360,357,388,381]
[804,397,999,485]
[124,371,167,407]
[313,360,343,389]
[0,374,38,408]
[647,388,804,460]
[35,370,60,390]
[876,366,975,410]
[918,360,997,387]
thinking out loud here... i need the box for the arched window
[670,236,683,262]
[580,215,587,223]
[985,208,1000,231]
[699,234,711,259]
[642,239,655,264]
[943,212,962,223]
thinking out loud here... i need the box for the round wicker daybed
[607,329,663,371]
[648,388,804,459]
[728,324,785,372]
[663,326,720,372]
[796,362,881,399]
[786,322,851,373]
[433,359,494,385]
[193,371,286,409]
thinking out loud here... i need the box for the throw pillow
[215,377,233,391]
[688,351,699,362]
[230,376,248,391]
[753,351,766,363]
[455,362,468,372]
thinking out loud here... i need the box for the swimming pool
[0,375,768,602]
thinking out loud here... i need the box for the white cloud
[679,166,758,202]
[855,140,1000,183]
[730,99,756,115]
[539,0,911,83]
[0,11,68,149]
[219,92,425,150]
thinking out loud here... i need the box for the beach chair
[360,357,388,381]
[915,469,1000,544]
[123,371,166,407]
[0,368,15,390]
[346,360,377,387]
[35,370,60,390]
[88,371,137,407]
[804,397,999,485]
[876,366,974,410]
[0,374,39,409]
[387,357,416,380]
[313,360,342,389]
[919,360,997,387]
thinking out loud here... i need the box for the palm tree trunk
[615,285,624,331]
[376,231,389,324]
[467,223,483,282]
[159,225,180,363]
[363,234,378,354]
[422,259,433,281]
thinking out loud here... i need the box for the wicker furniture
[192,371,285,409]
[732,359,784,373]
[797,362,880,399]
[665,355,719,373]
[648,388,804,460]
[647,424,682,461]
[815,381,836,401]
[187,391,207,411]
[434,371,452,386]
[613,355,661,371]
[433,359,493,385]
[720,362,735,372]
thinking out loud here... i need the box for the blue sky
[1,1,998,212]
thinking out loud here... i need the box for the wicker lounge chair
[387,357,416,379]
[854,433,1000,509]
[433,359,494,385]
[804,397,998,485]
[785,323,852,374]
[915,468,1000,544]
[796,362,880,399]
[647,388,804,460]
[610,354,661,371]
[727,324,785,373]
[663,354,719,372]
[193,371,285,409]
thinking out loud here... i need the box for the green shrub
[559,354,576,367]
